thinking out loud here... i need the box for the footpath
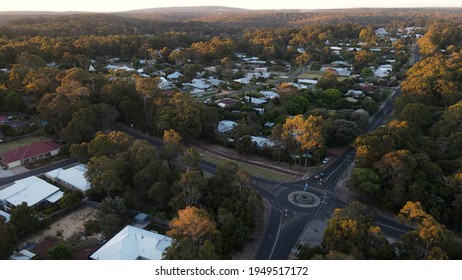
[190,138,306,178]
[117,123,310,180]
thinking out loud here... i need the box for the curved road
[254,86,409,259]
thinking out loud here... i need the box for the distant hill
[122,6,249,14]
[0,11,91,24]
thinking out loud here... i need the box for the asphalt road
[116,86,409,260]
[254,86,407,260]
[0,158,78,188]
[0,83,407,260]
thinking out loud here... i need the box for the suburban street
[0,158,78,189]
[0,51,412,260]
[0,84,409,261]
[254,85,408,259]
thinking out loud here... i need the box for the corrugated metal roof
[0,176,61,207]
[90,225,172,260]
[0,141,59,164]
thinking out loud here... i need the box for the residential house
[0,141,60,169]
[204,66,217,73]
[329,46,342,51]
[375,28,390,36]
[250,136,278,149]
[0,176,64,211]
[89,225,172,260]
[254,108,265,115]
[374,64,393,78]
[369,48,382,53]
[331,61,350,67]
[182,78,213,96]
[346,90,365,99]
[286,82,308,90]
[105,65,136,72]
[233,77,251,85]
[45,164,91,193]
[9,250,36,260]
[217,120,238,134]
[158,77,176,90]
[321,67,352,77]
[298,79,318,87]
[215,98,241,108]
[260,91,279,100]
[5,120,29,131]
[245,71,271,80]
[207,77,224,87]
[167,71,183,80]
[245,96,268,106]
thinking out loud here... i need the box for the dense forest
[1,8,462,37]
[350,22,462,227]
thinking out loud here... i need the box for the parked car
[322,157,330,164]
[314,172,324,179]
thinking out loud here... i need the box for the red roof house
[0,141,60,169]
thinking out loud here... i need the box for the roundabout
[288,191,321,208]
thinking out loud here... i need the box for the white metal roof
[245,96,267,105]
[46,191,64,203]
[250,136,278,148]
[45,164,91,192]
[298,79,318,85]
[260,91,279,99]
[10,249,36,260]
[0,210,10,222]
[218,120,238,133]
[167,71,183,79]
[0,177,61,207]
[90,225,172,260]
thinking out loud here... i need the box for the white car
[322,157,330,164]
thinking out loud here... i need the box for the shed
[134,213,150,225]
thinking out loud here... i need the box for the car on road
[322,157,330,164]
[314,172,324,179]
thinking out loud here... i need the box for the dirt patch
[21,206,98,246]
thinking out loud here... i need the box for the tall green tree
[9,202,40,236]
[395,201,452,260]
[282,114,325,168]
[97,196,127,236]
[323,202,394,259]
[0,219,17,259]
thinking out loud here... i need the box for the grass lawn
[0,136,52,154]
[297,70,325,79]
[199,150,299,182]
[297,70,348,81]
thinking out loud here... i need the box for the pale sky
[1,0,461,12]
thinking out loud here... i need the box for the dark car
[314,172,324,179]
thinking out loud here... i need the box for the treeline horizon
[0,7,462,35]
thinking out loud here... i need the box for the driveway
[0,166,29,178]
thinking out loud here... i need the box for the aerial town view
[0,1,461,273]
